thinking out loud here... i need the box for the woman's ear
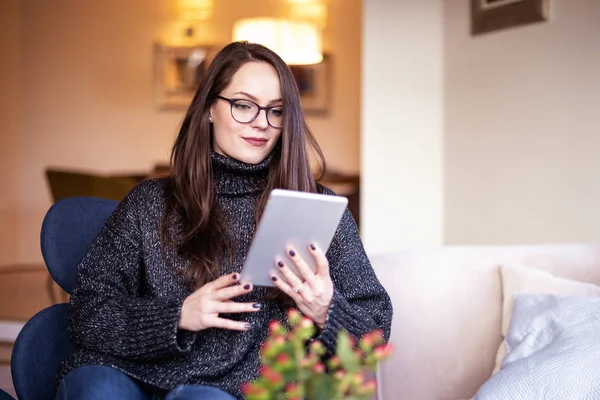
[208,103,215,123]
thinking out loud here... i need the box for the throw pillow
[475,294,600,399]
[492,264,600,374]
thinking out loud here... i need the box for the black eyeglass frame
[215,95,283,129]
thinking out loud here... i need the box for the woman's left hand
[270,243,333,329]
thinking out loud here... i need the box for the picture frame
[471,0,550,35]
[153,43,219,110]
[290,55,330,114]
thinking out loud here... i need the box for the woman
[56,41,393,400]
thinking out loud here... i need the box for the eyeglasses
[216,95,283,129]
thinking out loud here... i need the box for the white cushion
[476,294,600,399]
[492,264,600,374]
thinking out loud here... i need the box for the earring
[208,116,213,123]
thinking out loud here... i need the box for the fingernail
[271,276,278,282]
[232,273,239,280]
[289,249,296,257]
[244,284,251,290]
[277,260,284,268]
[245,323,252,330]
[310,243,316,250]
[252,303,262,309]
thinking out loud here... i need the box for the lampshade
[287,1,327,29]
[177,0,213,20]
[232,18,323,65]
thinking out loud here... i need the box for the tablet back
[240,189,348,287]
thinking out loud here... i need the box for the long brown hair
[162,41,326,291]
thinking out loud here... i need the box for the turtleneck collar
[211,151,274,196]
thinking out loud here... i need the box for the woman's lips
[243,137,268,147]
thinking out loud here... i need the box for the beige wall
[12,0,360,264]
[0,0,21,267]
[361,0,444,255]
[444,0,600,245]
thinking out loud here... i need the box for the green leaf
[336,330,360,373]
[306,374,335,400]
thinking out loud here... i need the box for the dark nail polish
[310,243,316,250]
[289,249,296,257]
[232,273,239,280]
[271,276,278,282]
[244,284,251,290]
[252,303,262,309]
[245,323,252,330]
[277,260,284,268]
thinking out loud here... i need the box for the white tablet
[240,188,348,287]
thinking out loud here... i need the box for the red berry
[259,366,283,385]
[371,329,384,344]
[276,353,291,365]
[312,362,325,374]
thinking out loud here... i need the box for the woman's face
[210,61,284,165]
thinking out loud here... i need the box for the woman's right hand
[178,273,260,332]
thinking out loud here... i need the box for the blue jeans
[55,365,236,400]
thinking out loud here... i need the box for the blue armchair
[8,197,118,400]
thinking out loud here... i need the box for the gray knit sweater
[58,152,393,399]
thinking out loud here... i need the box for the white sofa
[369,243,600,400]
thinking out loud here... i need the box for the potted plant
[242,309,393,400]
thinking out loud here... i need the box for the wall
[361,0,444,254]
[444,0,600,245]
[15,0,361,264]
[0,0,21,267]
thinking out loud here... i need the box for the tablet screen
[240,189,348,286]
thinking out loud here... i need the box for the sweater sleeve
[67,183,196,361]
[314,207,393,354]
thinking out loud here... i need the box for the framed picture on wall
[471,0,550,35]
[153,43,220,110]
[289,55,330,114]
